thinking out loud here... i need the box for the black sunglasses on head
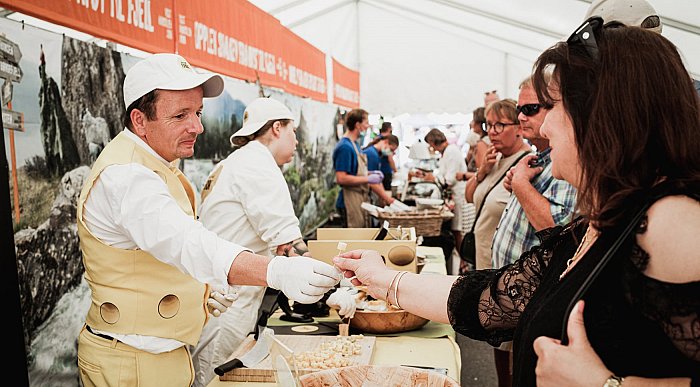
[567,16,604,60]
[516,104,541,117]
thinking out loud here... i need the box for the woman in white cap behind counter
[191,97,356,387]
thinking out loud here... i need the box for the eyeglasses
[567,16,603,61]
[485,122,518,134]
[516,104,541,117]
[484,90,497,95]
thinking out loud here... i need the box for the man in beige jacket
[76,53,340,387]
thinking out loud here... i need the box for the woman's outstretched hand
[333,249,392,300]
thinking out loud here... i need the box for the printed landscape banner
[1,16,341,386]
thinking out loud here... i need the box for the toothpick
[335,241,357,283]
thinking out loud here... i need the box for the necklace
[560,224,598,280]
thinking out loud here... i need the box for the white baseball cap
[230,98,294,143]
[584,0,662,33]
[123,53,224,108]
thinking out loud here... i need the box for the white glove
[266,256,341,304]
[206,286,238,317]
[326,287,357,319]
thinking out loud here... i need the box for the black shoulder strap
[559,180,700,344]
[473,151,530,221]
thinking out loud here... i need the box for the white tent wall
[358,2,507,114]
[357,0,537,115]
[252,0,699,116]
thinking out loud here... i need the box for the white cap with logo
[123,53,225,108]
[584,0,662,33]
[230,98,294,144]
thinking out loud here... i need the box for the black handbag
[459,230,477,265]
[459,152,530,266]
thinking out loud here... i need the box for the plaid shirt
[491,151,577,268]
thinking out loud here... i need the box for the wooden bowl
[351,308,429,334]
[299,365,459,387]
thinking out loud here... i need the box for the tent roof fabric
[250,0,700,115]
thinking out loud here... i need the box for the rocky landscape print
[4,17,340,386]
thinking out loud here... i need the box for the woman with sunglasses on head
[333,19,700,387]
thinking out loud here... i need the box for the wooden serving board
[219,334,376,382]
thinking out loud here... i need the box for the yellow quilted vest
[77,131,209,346]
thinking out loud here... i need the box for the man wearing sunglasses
[485,76,578,385]
[492,75,578,270]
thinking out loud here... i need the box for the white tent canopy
[249,0,700,115]
[4,1,698,116]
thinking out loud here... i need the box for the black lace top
[447,186,700,386]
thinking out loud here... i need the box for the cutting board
[218,334,376,382]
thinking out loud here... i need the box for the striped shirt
[491,150,577,268]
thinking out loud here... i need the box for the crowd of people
[334,0,700,386]
[73,0,698,386]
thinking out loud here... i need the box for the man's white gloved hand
[266,256,341,304]
[326,287,357,319]
[206,286,238,317]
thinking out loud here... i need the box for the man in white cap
[584,0,700,94]
[76,54,340,387]
[190,97,357,387]
[584,0,662,32]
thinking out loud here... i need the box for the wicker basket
[375,208,453,237]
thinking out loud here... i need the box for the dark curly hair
[532,25,700,230]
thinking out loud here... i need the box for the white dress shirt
[198,140,302,252]
[82,129,249,353]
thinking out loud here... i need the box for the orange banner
[332,58,360,108]
[0,0,176,54]
[175,1,327,102]
[1,0,330,102]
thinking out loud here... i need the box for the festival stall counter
[208,246,460,386]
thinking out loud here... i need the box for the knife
[214,327,274,376]
[215,289,280,376]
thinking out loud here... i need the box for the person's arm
[533,196,700,386]
[509,155,555,231]
[332,250,456,323]
[473,140,489,169]
[100,163,248,288]
[236,161,304,255]
[533,301,693,387]
[638,195,700,283]
[369,182,395,204]
[388,154,397,173]
[334,236,557,340]
[100,163,339,303]
[414,170,436,182]
[276,238,309,256]
[465,173,479,203]
[335,170,371,186]
[465,144,498,203]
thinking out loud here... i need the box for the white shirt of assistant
[438,143,468,187]
[194,140,303,384]
[82,129,249,353]
[199,140,302,253]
